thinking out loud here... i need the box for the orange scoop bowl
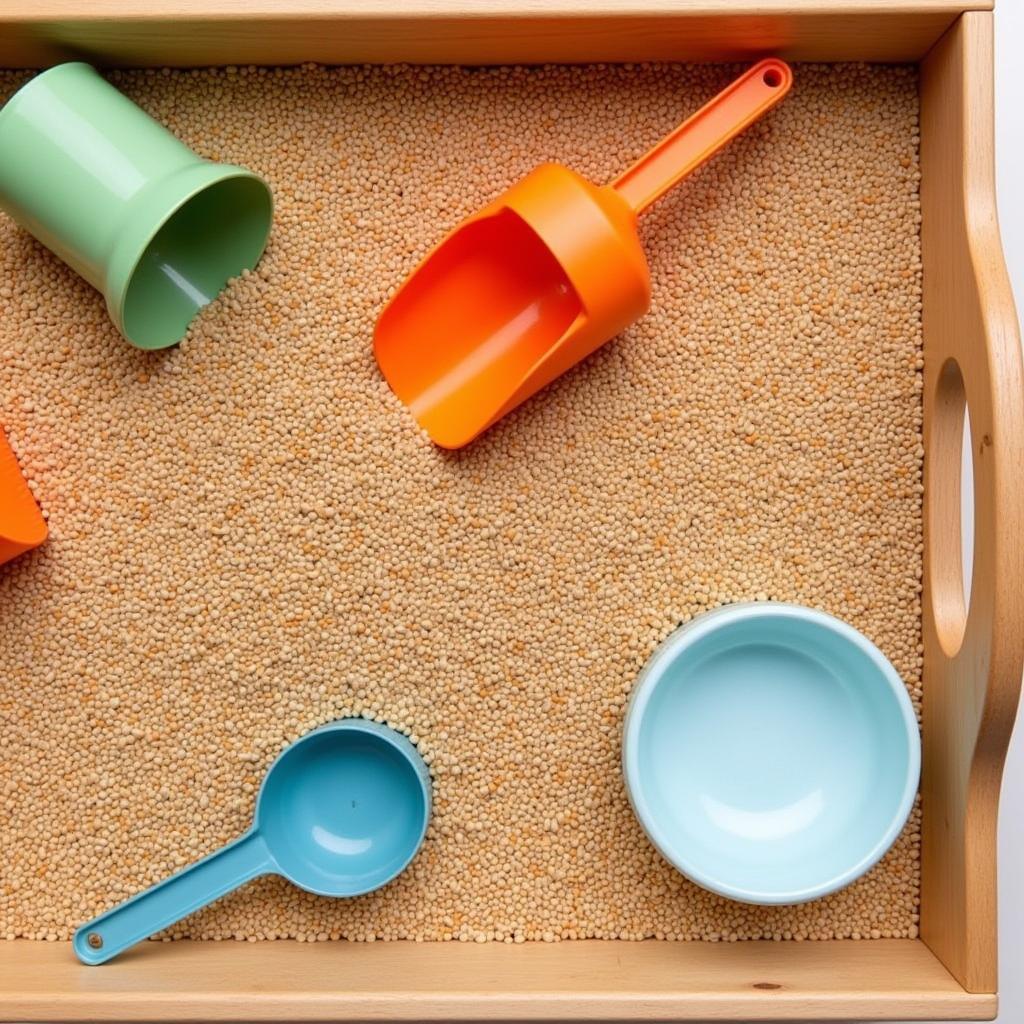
[375,59,792,449]
[1,425,47,566]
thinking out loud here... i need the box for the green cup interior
[120,174,272,350]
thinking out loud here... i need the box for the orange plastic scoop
[375,59,792,448]
[1,425,47,567]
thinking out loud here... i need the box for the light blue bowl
[622,603,920,905]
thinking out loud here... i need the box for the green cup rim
[105,164,274,349]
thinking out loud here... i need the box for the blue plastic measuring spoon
[73,719,431,965]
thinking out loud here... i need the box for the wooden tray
[0,2,1021,1021]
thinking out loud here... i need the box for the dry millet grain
[0,62,922,944]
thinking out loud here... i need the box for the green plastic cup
[0,63,273,350]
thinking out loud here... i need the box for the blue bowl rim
[621,601,921,905]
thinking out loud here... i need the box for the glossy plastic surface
[0,63,272,349]
[622,603,920,905]
[0,426,47,567]
[374,59,791,448]
[72,720,431,965]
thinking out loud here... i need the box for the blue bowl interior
[257,724,430,897]
[626,607,919,904]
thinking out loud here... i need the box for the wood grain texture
[919,9,1024,996]
[0,938,996,1021]
[0,1,988,68]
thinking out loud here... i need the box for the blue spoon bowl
[74,719,431,964]
[623,603,920,905]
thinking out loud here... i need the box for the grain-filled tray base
[0,62,923,945]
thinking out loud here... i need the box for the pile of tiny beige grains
[0,62,923,945]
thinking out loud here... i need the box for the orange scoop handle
[612,58,792,214]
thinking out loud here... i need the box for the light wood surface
[0,0,989,68]
[919,10,1024,997]
[0,938,996,1021]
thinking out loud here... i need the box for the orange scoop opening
[375,209,583,448]
[1,425,47,567]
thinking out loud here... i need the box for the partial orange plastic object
[375,59,793,448]
[0,425,47,566]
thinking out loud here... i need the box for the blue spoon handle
[73,830,274,965]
